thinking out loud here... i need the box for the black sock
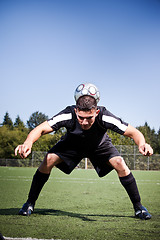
[119,172,142,210]
[27,169,50,204]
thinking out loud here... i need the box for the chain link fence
[0,146,160,170]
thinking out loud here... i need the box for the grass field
[0,167,160,240]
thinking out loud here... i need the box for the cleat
[135,206,151,220]
[19,201,35,216]
[0,233,5,240]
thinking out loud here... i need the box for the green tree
[107,130,134,145]
[27,111,48,130]
[14,115,26,130]
[32,132,63,153]
[137,122,158,153]
[0,126,27,158]
[2,112,13,129]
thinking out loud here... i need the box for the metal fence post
[134,145,136,170]
[148,156,150,170]
[120,145,122,155]
[85,158,88,170]
[32,151,34,167]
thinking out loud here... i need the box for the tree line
[0,111,160,159]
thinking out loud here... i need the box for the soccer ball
[74,83,100,103]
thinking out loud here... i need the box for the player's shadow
[0,208,19,216]
[0,208,133,221]
[35,209,133,221]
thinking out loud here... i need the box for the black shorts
[48,136,120,177]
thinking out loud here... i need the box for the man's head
[74,83,100,130]
[76,95,97,111]
[75,95,100,130]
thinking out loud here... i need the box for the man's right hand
[14,121,53,159]
[15,142,32,158]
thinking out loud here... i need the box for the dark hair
[76,95,97,111]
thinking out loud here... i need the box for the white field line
[0,176,159,184]
[4,238,64,240]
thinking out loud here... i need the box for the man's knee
[42,153,63,168]
[109,156,130,177]
[47,153,62,165]
[114,157,125,167]
[39,153,63,174]
[110,156,125,167]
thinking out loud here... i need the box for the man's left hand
[139,143,153,156]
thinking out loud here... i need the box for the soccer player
[15,83,153,220]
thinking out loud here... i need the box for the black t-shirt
[47,105,128,147]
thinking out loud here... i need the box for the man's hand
[14,121,53,159]
[139,143,153,156]
[15,142,32,158]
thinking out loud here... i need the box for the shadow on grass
[0,208,133,221]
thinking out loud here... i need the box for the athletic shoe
[0,233,5,240]
[135,206,151,220]
[19,201,35,216]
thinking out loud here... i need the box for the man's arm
[123,124,153,156]
[15,121,53,158]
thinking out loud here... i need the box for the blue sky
[0,0,160,131]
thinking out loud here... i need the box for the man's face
[75,108,100,130]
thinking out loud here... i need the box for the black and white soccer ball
[74,83,100,103]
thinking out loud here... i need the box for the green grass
[0,167,160,240]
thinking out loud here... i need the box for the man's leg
[109,156,151,220]
[19,153,63,216]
